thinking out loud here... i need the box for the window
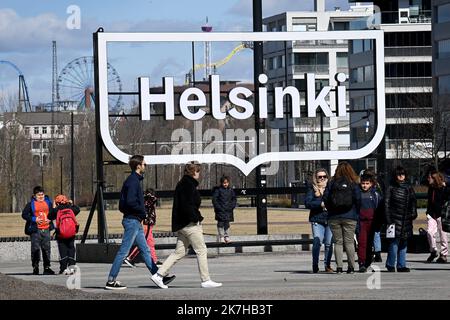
[276,55,283,69]
[268,22,277,32]
[294,52,328,65]
[350,67,364,83]
[292,18,316,32]
[50,126,55,134]
[32,141,40,149]
[384,31,431,47]
[34,127,39,134]
[333,21,350,30]
[294,79,329,91]
[439,75,450,94]
[56,125,64,135]
[438,39,450,59]
[352,40,363,54]
[364,65,374,81]
[33,155,40,166]
[386,93,431,108]
[385,62,431,77]
[363,39,372,52]
[438,3,450,23]
[336,52,348,69]
[42,126,47,134]
[24,127,30,135]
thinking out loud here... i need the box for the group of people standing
[22,154,448,289]
[306,161,449,274]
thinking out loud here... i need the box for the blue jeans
[373,231,381,252]
[108,218,157,281]
[311,223,333,268]
[386,238,407,269]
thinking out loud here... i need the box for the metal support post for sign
[253,0,268,235]
[70,111,75,201]
[92,28,108,244]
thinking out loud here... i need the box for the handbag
[441,201,450,233]
[386,223,395,238]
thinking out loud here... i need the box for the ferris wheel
[57,56,122,110]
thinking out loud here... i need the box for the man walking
[105,155,174,290]
[151,162,222,288]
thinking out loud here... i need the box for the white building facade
[263,0,372,185]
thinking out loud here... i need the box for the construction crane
[185,42,253,85]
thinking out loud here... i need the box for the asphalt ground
[1,251,449,301]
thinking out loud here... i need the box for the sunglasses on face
[317,175,327,179]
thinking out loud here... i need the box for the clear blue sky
[0,0,351,106]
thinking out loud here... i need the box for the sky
[0,0,352,107]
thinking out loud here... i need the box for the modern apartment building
[263,0,372,185]
[432,0,450,159]
[348,0,432,181]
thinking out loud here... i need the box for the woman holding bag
[384,166,417,272]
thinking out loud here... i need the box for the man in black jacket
[105,155,174,290]
[153,162,222,288]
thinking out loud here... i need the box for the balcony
[386,138,433,159]
[381,10,431,24]
[293,40,348,48]
[385,77,432,88]
[293,64,329,75]
[385,46,432,57]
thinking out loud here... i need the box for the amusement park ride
[0,60,32,112]
[0,41,123,113]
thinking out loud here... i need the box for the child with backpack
[124,188,160,267]
[323,162,361,274]
[48,194,80,275]
[357,174,382,272]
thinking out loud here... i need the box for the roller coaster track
[186,42,252,84]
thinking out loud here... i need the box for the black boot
[426,250,438,263]
[373,252,382,263]
[32,266,39,275]
[436,254,447,263]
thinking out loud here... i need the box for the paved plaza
[0,251,449,300]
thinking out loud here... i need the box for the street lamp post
[60,156,63,194]
[154,141,158,189]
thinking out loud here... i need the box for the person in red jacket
[22,186,55,275]
[48,194,80,275]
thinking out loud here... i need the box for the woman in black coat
[212,176,236,243]
[384,166,417,272]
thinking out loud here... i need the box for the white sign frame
[96,31,385,176]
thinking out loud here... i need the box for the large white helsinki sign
[96,31,385,176]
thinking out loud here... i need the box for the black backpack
[327,178,354,214]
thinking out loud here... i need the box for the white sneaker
[123,258,136,268]
[62,268,71,275]
[201,280,222,288]
[151,273,168,289]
